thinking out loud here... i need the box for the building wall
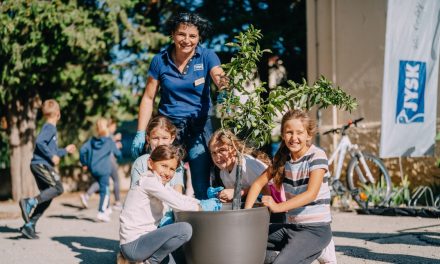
[306,0,440,188]
[307,0,389,123]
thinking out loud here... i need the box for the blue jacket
[80,136,121,177]
[31,123,67,168]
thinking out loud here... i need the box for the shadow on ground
[53,236,118,263]
[61,202,86,210]
[336,245,439,264]
[0,225,20,233]
[333,230,440,246]
[48,214,96,222]
[0,225,29,240]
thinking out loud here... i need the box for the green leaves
[0,0,168,159]
[218,26,357,149]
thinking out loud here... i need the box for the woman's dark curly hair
[167,12,212,41]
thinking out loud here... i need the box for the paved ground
[0,192,439,264]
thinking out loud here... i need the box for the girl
[119,144,221,264]
[80,117,122,210]
[244,109,335,264]
[131,115,193,195]
[208,129,271,202]
[79,118,122,222]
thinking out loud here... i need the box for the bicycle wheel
[346,152,392,207]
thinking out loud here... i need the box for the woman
[131,12,225,199]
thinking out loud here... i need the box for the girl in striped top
[245,109,335,264]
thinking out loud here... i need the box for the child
[19,99,76,239]
[108,118,122,208]
[119,144,222,264]
[80,117,123,210]
[208,129,271,202]
[79,118,122,222]
[244,109,336,264]
[131,116,192,195]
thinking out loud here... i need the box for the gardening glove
[158,211,175,228]
[131,131,146,159]
[200,198,222,211]
[207,186,224,199]
[216,89,228,104]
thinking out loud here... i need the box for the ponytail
[271,140,290,187]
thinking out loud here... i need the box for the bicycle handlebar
[322,117,364,135]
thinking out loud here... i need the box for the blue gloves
[158,211,175,228]
[207,186,224,199]
[131,131,146,159]
[200,198,222,211]
[216,89,228,104]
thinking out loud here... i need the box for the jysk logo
[395,60,426,124]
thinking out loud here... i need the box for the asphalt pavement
[0,192,439,264]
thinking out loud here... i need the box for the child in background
[80,118,122,222]
[245,109,336,264]
[119,144,221,264]
[19,99,76,239]
[80,118,123,210]
[131,115,192,195]
[208,129,271,202]
[108,118,122,208]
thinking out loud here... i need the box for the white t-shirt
[219,154,267,189]
[119,171,199,245]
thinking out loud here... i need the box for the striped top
[283,144,332,225]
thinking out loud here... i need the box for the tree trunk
[8,97,40,201]
[232,154,243,210]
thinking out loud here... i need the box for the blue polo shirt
[148,45,221,118]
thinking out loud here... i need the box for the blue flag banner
[380,0,440,158]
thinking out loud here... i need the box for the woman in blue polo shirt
[131,12,225,199]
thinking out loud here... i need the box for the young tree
[0,0,167,200]
[218,26,357,209]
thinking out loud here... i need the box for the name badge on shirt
[194,63,204,71]
[194,77,205,86]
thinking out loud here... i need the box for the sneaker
[80,194,89,208]
[97,212,110,222]
[113,202,123,211]
[19,198,35,223]
[21,223,39,239]
[105,206,113,216]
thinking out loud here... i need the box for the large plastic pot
[174,205,270,264]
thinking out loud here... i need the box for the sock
[29,198,38,207]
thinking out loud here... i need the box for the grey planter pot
[175,205,270,264]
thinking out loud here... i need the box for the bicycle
[323,118,392,209]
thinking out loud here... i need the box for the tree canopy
[0,0,168,198]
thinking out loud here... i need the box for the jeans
[167,116,213,199]
[86,156,120,202]
[120,222,192,263]
[92,173,110,212]
[266,223,332,264]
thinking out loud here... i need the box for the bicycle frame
[328,135,375,185]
